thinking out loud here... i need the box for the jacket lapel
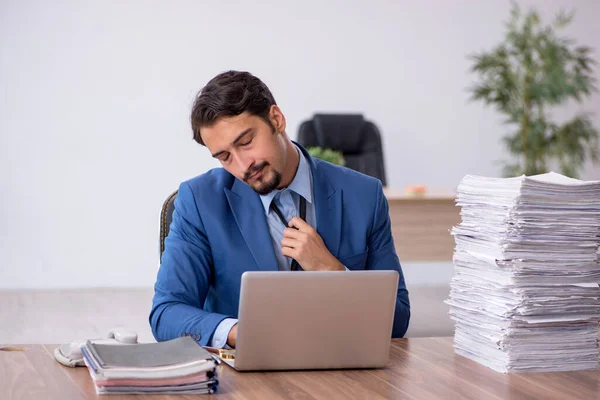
[225,179,279,271]
[301,145,342,258]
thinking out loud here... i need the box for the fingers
[288,216,312,231]
[283,227,304,239]
[281,237,297,248]
[281,245,298,259]
[281,235,301,261]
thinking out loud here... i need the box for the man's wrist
[325,259,345,271]
[227,323,238,348]
[211,318,238,349]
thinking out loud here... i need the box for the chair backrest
[297,113,387,185]
[159,190,178,263]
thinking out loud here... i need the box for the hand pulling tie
[269,196,306,271]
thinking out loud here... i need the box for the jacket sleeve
[149,181,229,346]
[366,180,411,337]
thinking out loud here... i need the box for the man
[150,71,410,348]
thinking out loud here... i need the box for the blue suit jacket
[150,146,410,345]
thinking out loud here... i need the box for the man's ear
[269,105,286,134]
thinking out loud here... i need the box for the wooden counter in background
[383,188,460,262]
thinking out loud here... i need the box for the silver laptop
[224,270,399,371]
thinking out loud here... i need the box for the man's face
[201,109,288,195]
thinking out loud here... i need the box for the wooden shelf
[383,187,457,201]
[384,189,459,262]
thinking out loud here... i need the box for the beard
[243,162,282,195]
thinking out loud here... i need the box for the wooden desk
[2,338,598,399]
[384,189,460,262]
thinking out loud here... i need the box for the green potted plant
[306,147,346,166]
[469,3,599,178]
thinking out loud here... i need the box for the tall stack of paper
[81,336,219,394]
[446,172,600,373]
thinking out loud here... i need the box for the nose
[233,151,253,175]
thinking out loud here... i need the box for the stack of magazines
[447,172,600,373]
[81,336,218,394]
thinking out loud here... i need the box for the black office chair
[297,114,387,185]
[159,190,178,263]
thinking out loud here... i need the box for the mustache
[243,162,268,181]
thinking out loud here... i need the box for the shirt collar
[259,145,313,214]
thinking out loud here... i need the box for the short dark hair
[190,71,277,146]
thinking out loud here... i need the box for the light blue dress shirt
[210,145,316,348]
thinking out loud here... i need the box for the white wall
[2,0,599,289]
